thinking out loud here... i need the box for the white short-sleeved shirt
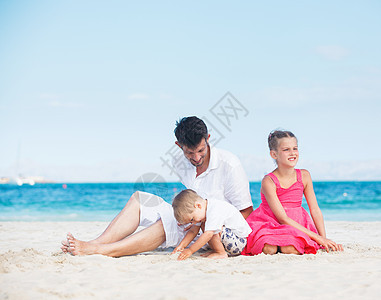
[204,199,252,238]
[173,146,252,211]
[138,191,186,248]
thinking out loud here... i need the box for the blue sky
[1,0,380,182]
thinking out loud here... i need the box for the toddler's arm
[177,230,214,260]
[172,224,201,254]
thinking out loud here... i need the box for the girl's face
[271,137,299,167]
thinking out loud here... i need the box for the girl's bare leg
[262,243,277,255]
[68,219,166,257]
[280,245,301,255]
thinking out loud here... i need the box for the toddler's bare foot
[206,251,228,259]
[200,250,213,257]
[67,233,99,256]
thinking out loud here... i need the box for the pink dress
[242,169,321,255]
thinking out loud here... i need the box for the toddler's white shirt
[204,198,252,238]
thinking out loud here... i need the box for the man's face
[180,138,209,168]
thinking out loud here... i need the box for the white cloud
[316,45,349,61]
[0,158,174,183]
[240,154,381,181]
[2,156,381,183]
[158,93,173,100]
[39,93,61,100]
[254,77,381,106]
[48,100,84,108]
[301,159,381,181]
[238,155,275,181]
[128,93,150,100]
[39,93,84,108]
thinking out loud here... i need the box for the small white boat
[15,176,35,186]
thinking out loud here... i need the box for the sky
[1,0,381,182]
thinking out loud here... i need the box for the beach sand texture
[1,221,381,300]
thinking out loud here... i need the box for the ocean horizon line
[2,181,381,222]
[2,180,381,185]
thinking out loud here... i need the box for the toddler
[172,189,252,260]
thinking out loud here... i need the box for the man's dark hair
[174,116,208,148]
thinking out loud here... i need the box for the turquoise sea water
[1,182,381,221]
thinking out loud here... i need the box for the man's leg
[68,219,166,257]
[61,191,159,253]
[89,191,141,244]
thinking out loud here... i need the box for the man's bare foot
[61,239,72,254]
[67,233,99,256]
[207,252,228,259]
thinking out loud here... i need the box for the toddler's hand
[171,246,184,255]
[177,249,192,260]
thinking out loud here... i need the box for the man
[173,116,253,219]
[62,116,253,257]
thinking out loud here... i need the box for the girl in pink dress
[242,130,343,255]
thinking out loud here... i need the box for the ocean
[1,181,381,222]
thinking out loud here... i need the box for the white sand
[1,221,381,300]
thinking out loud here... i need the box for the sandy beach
[1,221,380,300]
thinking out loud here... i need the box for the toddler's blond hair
[172,189,202,224]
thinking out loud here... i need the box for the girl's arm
[171,224,201,254]
[301,169,326,238]
[262,176,342,252]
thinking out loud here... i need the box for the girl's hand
[315,236,344,252]
[177,249,192,260]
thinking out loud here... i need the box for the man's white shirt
[173,146,252,211]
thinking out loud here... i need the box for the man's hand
[240,206,253,219]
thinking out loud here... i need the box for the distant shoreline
[2,180,381,184]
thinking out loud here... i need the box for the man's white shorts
[137,191,185,248]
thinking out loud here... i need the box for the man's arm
[224,162,253,212]
[240,206,253,219]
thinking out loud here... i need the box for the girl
[242,130,343,255]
